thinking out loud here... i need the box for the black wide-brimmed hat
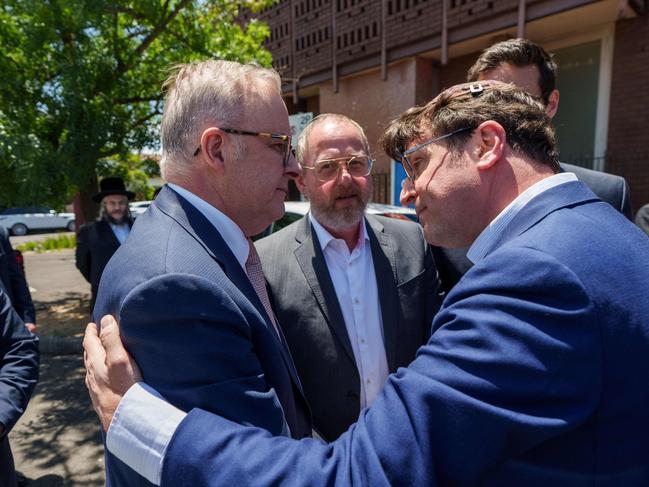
[92,177,136,203]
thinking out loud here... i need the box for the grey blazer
[257,214,443,440]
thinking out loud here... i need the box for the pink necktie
[245,239,280,337]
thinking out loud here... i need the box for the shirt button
[366,379,372,384]
[354,298,359,304]
[360,338,365,344]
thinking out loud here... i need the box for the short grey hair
[159,60,282,179]
[295,113,371,166]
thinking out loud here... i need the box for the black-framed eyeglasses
[301,155,374,182]
[399,127,472,181]
[193,128,293,166]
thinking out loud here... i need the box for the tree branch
[124,0,192,73]
[115,95,164,105]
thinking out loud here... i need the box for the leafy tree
[97,152,161,200]
[0,0,273,221]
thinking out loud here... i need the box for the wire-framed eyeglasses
[301,155,374,181]
[399,127,472,181]
[193,128,293,166]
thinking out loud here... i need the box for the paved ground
[11,355,105,486]
[7,249,105,486]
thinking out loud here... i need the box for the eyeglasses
[193,128,293,166]
[301,155,374,182]
[399,127,472,181]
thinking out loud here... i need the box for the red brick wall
[607,16,649,211]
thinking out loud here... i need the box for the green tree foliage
[0,0,273,219]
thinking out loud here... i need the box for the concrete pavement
[8,249,104,486]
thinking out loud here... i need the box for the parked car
[0,206,75,236]
[254,201,417,239]
[129,200,152,219]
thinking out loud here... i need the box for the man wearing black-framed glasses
[89,59,311,486]
[255,113,443,440]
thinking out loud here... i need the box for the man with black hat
[76,177,135,307]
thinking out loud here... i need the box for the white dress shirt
[106,183,252,485]
[309,213,389,409]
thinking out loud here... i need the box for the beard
[105,212,128,225]
[310,185,369,232]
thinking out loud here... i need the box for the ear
[295,170,308,195]
[474,120,506,171]
[199,127,225,170]
[545,89,559,119]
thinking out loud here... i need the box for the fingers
[99,315,123,358]
[83,322,106,368]
[99,314,143,388]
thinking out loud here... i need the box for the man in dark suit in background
[91,60,311,486]
[257,114,442,440]
[75,177,134,307]
[0,289,39,487]
[0,227,36,333]
[405,38,634,291]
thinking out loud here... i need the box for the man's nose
[285,150,300,178]
[400,178,416,206]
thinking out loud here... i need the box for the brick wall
[607,16,649,211]
[244,0,547,84]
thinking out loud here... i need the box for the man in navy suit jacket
[86,80,649,485]
[0,289,39,487]
[91,60,310,486]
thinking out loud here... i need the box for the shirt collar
[167,183,249,269]
[467,172,578,264]
[309,211,368,252]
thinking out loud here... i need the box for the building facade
[243,0,648,211]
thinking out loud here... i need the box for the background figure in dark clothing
[0,227,36,334]
[0,289,39,487]
[76,177,134,307]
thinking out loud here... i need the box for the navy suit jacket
[160,181,649,486]
[0,227,35,324]
[0,290,39,487]
[434,163,634,293]
[94,186,311,486]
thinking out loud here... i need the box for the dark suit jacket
[94,186,311,486]
[75,219,132,304]
[0,227,35,323]
[0,290,39,487]
[256,214,442,440]
[161,181,649,486]
[434,163,634,292]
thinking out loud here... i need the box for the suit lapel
[293,217,356,364]
[97,220,121,250]
[366,215,399,371]
[154,187,306,394]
